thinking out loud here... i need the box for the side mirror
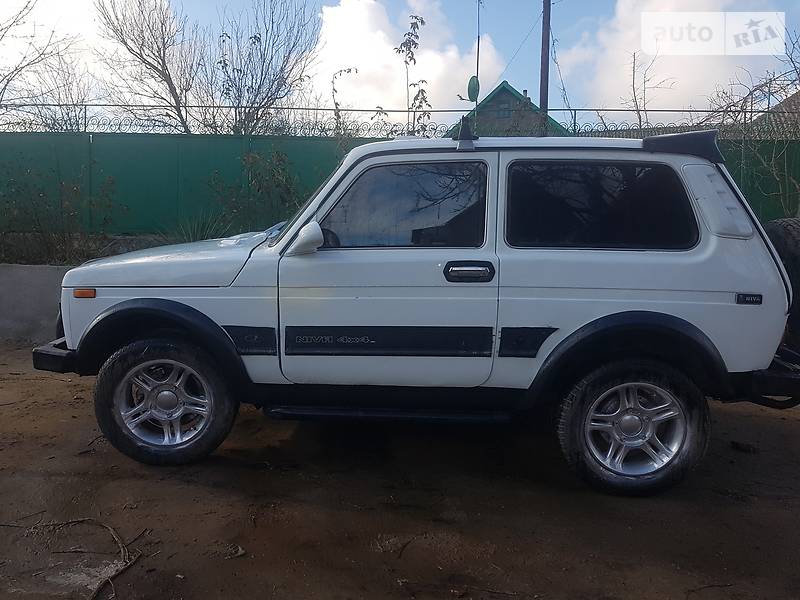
[285,221,324,256]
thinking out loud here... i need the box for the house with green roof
[447,80,571,137]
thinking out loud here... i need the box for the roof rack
[642,129,724,163]
[452,116,478,151]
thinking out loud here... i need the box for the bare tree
[409,79,431,133]
[0,0,70,107]
[268,83,330,135]
[18,53,97,131]
[697,34,800,130]
[620,51,675,129]
[195,0,320,135]
[330,67,357,137]
[698,69,782,127]
[690,32,800,218]
[95,0,202,133]
[394,15,429,133]
[780,29,800,93]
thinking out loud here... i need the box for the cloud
[560,0,782,111]
[559,31,596,76]
[4,0,102,56]
[0,0,107,79]
[307,0,505,119]
[4,0,504,123]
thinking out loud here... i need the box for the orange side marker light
[73,288,96,298]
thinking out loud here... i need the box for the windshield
[268,155,346,247]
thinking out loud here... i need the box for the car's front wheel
[94,338,239,465]
[557,360,709,495]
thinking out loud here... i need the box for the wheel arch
[527,311,731,408]
[76,298,250,390]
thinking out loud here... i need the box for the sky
[6,0,800,125]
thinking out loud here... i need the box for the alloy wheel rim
[584,382,687,476]
[114,359,213,447]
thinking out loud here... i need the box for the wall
[0,264,69,343]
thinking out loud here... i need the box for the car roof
[346,130,724,164]
[350,136,643,156]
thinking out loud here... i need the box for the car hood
[62,231,268,288]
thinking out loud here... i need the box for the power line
[489,8,544,90]
[551,25,571,110]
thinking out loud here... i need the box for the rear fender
[528,311,730,406]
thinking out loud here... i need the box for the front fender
[76,299,252,391]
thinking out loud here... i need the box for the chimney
[523,89,528,97]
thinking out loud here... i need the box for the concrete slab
[0,264,70,343]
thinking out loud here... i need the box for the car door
[278,151,500,387]
[488,149,708,390]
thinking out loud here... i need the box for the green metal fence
[0,132,374,235]
[719,139,800,222]
[0,132,798,236]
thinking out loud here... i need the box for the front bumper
[32,337,77,374]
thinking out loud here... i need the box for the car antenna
[453,116,478,151]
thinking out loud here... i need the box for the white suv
[33,128,800,494]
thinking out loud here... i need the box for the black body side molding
[285,326,493,357]
[223,326,277,355]
[498,327,557,357]
[642,130,725,163]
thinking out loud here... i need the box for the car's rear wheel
[95,338,238,465]
[557,360,709,495]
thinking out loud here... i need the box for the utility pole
[538,0,551,136]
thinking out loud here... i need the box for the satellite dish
[467,75,480,103]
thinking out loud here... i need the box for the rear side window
[506,161,698,249]
[682,164,754,239]
[320,161,487,248]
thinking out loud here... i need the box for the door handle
[444,261,495,283]
[450,266,490,275]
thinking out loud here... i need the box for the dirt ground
[1,343,800,600]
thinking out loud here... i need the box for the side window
[682,164,753,239]
[320,161,487,248]
[506,161,699,249]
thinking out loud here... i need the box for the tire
[764,218,800,348]
[94,338,239,465]
[557,360,709,495]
